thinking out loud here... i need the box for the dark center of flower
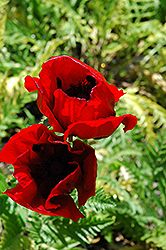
[57,75,96,100]
[31,143,76,199]
[57,77,62,89]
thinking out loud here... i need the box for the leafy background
[0,0,166,249]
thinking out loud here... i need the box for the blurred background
[0,0,166,249]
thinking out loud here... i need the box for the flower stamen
[65,75,96,100]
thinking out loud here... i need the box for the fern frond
[84,187,115,213]
[0,212,31,250]
[121,92,166,141]
[28,212,113,249]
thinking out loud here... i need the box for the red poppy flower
[25,55,137,140]
[0,124,97,221]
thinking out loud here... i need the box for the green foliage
[142,220,166,250]
[0,0,9,52]
[27,212,114,249]
[0,0,166,249]
[157,0,166,23]
[0,72,37,144]
[92,126,166,248]
[84,187,115,213]
[0,211,31,250]
[119,89,166,141]
[0,170,7,193]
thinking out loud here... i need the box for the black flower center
[30,143,76,199]
[57,75,96,100]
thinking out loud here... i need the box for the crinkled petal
[3,186,61,216]
[107,84,125,103]
[47,162,82,197]
[24,76,39,92]
[0,124,47,164]
[3,184,32,206]
[64,114,137,140]
[49,55,106,82]
[2,147,83,220]
[3,182,37,206]
[37,91,64,132]
[52,89,87,129]
[45,162,84,221]
[72,140,97,207]
[3,151,38,205]
[4,184,83,220]
[91,81,124,107]
[46,195,84,222]
[41,88,115,131]
[0,124,63,165]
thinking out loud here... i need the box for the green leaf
[0,212,31,250]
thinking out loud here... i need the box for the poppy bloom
[0,124,97,221]
[25,56,137,140]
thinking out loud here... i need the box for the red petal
[46,194,84,222]
[24,76,39,92]
[91,81,124,107]
[3,186,58,216]
[52,89,87,130]
[47,163,82,197]
[4,185,83,220]
[72,140,97,207]
[49,55,106,82]
[3,151,38,205]
[44,88,115,131]
[37,92,64,132]
[64,115,137,140]
[0,124,48,164]
[107,84,125,103]
[45,163,84,221]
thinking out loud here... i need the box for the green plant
[1,0,166,249]
[0,72,36,144]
